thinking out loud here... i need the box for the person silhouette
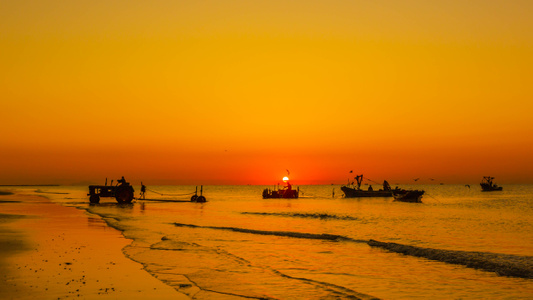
[117,176,127,186]
[140,182,146,199]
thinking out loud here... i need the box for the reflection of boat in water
[341,175,393,198]
[480,176,503,192]
[392,189,425,203]
[263,177,299,199]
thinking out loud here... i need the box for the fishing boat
[480,176,503,191]
[392,189,425,203]
[262,187,299,199]
[263,177,299,199]
[341,175,393,198]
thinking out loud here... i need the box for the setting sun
[283,177,289,182]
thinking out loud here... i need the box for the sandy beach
[0,191,189,300]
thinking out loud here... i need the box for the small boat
[263,177,299,199]
[392,189,425,203]
[341,175,393,198]
[480,176,503,192]
[341,186,393,198]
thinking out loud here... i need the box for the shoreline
[0,192,189,299]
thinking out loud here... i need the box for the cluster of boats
[90,175,503,204]
[340,175,425,203]
[263,174,503,203]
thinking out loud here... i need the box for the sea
[17,184,533,299]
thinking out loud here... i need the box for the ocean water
[25,184,533,299]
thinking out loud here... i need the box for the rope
[424,193,441,203]
[363,177,383,185]
[146,188,196,197]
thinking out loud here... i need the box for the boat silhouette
[341,175,393,198]
[392,189,425,203]
[262,177,299,199]
[480,176,503,191]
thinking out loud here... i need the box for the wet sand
[0,192,189,299]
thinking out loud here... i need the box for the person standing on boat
[140,182,146,199]
[368,185,373,191]
[286,181,292,191]
[383,180,392,191]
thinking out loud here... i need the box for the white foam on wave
[368,239,533,279]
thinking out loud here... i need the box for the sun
[283,176,289,182]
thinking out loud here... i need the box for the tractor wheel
[196,196,206,202]
[89,194,100,204]
[115,186,134,204]
[190,195,198,202]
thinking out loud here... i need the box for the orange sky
[1,1,532,185]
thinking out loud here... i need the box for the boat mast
[355,175,363,189]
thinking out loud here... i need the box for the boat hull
[392,190,424,203]
[341,186,392,198]
[480,184,503,192]
[262,189,299,199]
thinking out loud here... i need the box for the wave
[153,235,379,300]
[265,267,380,300]
[241,212,359,221]
[368,240,533,279]
[172,222,533,279]
[34,189,70,194]
[173,222,367,243]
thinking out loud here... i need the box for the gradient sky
[1,1,532,185]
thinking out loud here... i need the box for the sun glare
[283,177,289,182]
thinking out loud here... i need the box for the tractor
[88,177,135,204]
